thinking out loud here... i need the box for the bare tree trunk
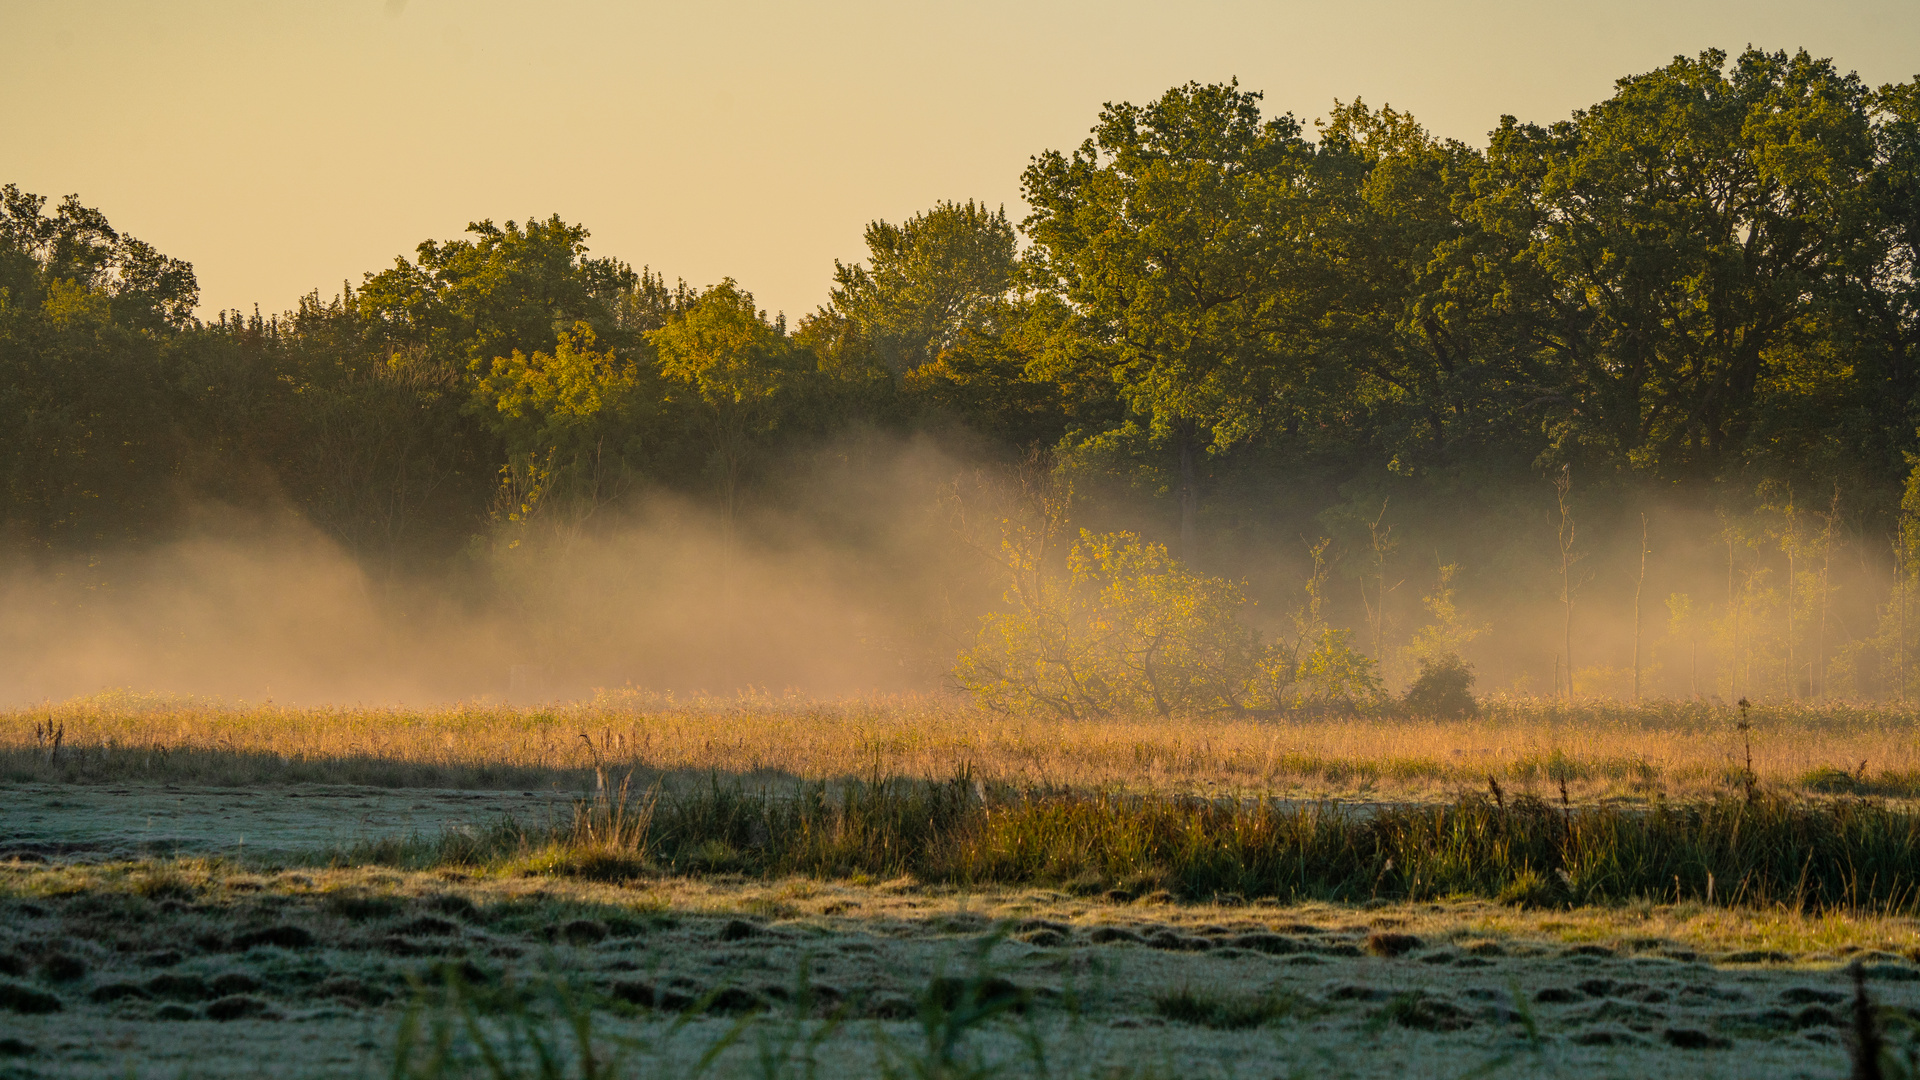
[1364,500,1398,670]
[1899,533,1909,703]
[1728,534,1738,701]
[1785,494,1796,699]
[1633,514,1649,703]
[1555,466,1576,699]
[1820,486,1835,699]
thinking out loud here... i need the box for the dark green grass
[1152,987,1299,1029]
[323,771,1920,913]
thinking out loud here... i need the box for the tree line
[4,47,1920,690]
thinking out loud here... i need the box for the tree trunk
[1633,514,1648,702]
[1728,536,1738,700]
[1177,424,1198,563]
[1555,466,1575,699]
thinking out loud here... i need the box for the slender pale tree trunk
[1899,533,1909,703]
[1819,490,1838,699]
[1633,514,1649,702]
[1728,535,1739,701]
[1555,466,1575,699]
[1364,499,1395,668]
[1784,495,1796,699]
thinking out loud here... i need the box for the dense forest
[7,47,1920,702]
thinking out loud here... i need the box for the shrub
[954,529,1380,718]
[1403,653,1477,718]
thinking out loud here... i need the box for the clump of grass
[0,980,62,1014]
[1152,987,1297,1029]
[1372,991,1473,1032]
[1805,764,1873,795]
[327,818,530,871]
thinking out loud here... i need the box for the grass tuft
[1152,987,1298,1029]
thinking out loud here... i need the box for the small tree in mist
[1848,462,1920,700]
[1269,538,1385,709]
[953,527,1261,718]
[953,484,1380,717]
[1812,487,1842,699]
[1398,562,1485,687]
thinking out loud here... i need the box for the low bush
[1403,654,1477,719]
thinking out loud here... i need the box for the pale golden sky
[6,0,1917,321]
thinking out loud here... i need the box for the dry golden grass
[5,688,1919,802]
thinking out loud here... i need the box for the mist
[0,435,997,706]
[4,422,1899,709]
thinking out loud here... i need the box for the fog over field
[0,437,990,704]
[0,427,1896,707]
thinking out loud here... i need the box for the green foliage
[650,280,804,521]
[1022,81,1310,457]
[952,521,1379,718]
[823,200,1016,377]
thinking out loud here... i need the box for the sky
[5,0,1919,323]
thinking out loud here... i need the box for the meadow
[6,693,1920,1078]
[7,690,1920,802]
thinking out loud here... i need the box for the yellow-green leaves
[954,529,1381,719]
[480,323,637,430]
[40,278,112,331]
[471,322,646,466]
[650,279,787,409]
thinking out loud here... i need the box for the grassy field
[6,690,1920,802]
[4,858,1919,1078]
[6,693,1920,1077]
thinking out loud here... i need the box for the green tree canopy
[1022,80,1315,554]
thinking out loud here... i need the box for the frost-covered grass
[2,857,1915,1078]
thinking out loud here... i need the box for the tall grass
[9,691,1920,802]
[336,771,1920,913]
